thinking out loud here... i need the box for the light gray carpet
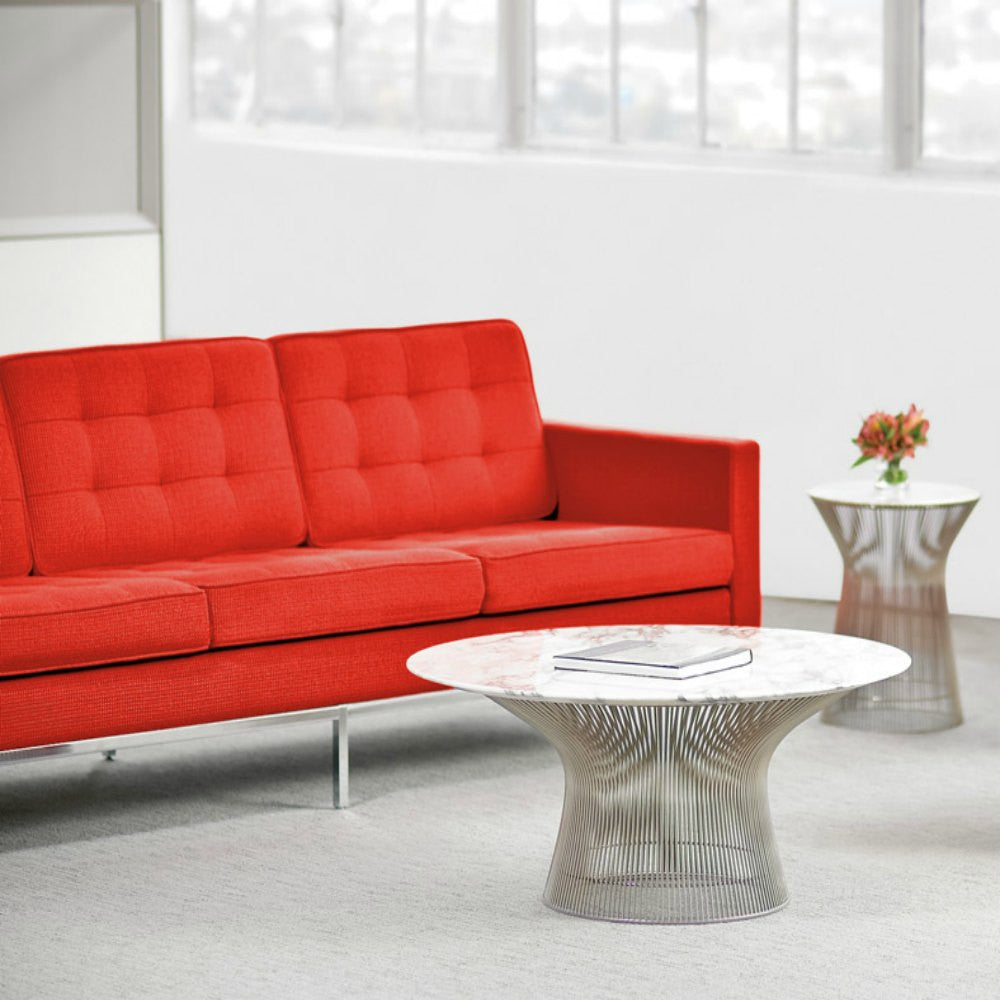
[1,599,998,1000]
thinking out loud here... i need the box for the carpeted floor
[1,599,998,1000]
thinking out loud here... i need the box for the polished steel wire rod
[496,693,839,924]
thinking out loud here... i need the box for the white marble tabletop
[407,625,911,706]
[809,481,980,509]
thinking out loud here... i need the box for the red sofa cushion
[0,339,306,574]
[0,575,210,677]
[338,521,734,614]
[272,320,556,543]
[72,547,485,648]
[0,590,732,751]
[0,396,31,577]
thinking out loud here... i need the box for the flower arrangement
[851,405,930,486]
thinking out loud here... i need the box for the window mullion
[610,0,621,143]
[252,0,266,126]
[884,0,923,169]
[788,0,799,151]
[331,0,344,127]
[415,0,427,133]
[498,0,532,147]
[695,0,707,146]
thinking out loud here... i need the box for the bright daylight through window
[191,0,1000,170]
[193,0,496,133]
[924,0,1000,161]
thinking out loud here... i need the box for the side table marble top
[809,481,980,509]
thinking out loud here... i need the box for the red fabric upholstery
[0,394,31,577]
[72,547,484,649]
[0,339,306,574]
[544,424,761,625]
[272,320,556,543]
[340,521,733,615]
[0,326,759,762]
[0,589,730,750]
[0,575,209,678]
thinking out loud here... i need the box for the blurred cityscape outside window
[924,0,1000,161]
[191,0,1000,168]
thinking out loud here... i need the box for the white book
[553,639,752,680]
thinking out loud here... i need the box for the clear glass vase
[876,458,909,491]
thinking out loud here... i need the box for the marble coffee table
[810,482,979,733]
[408,625,909,925]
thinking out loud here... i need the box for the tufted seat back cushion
[272,320,556,544]
[0,395,31,576]
[0,339,306,574]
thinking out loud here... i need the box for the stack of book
[553,639,752,680]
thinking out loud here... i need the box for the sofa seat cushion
[0,576,210,677]
[73,548,485,649]
[336,521,734,615]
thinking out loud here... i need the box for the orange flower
[851,405,929,469]
[901,404,929,443]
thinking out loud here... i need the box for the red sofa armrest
[544,423,760,626]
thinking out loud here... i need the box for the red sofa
[0,320,759,801]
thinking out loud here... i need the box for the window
[424,1,497,132]
[530,0,882,154]
[619,1,697,145]
[191,0,1000,172]
[192,0,256,123]
[338,1,417,129]
[797,0,881,153]
[924,0,1000,162]
[533,1,609,139]
[192,0,497,134]
[705,0,788,150]
[261,0,338,125]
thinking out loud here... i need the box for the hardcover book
[553,639,752,680]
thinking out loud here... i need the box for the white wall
[162,6,999,618]
[0,233,161,354]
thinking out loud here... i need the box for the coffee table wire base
[496,694,837,924]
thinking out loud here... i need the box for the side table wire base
[812,496,975,734]
[822,579,962,733]
[495,694,837,924]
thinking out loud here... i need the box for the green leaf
[851,455,873,468]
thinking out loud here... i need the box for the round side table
[809,481,979,733]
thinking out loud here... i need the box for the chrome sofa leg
[102,750,117,762]
[332,707,349,809]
